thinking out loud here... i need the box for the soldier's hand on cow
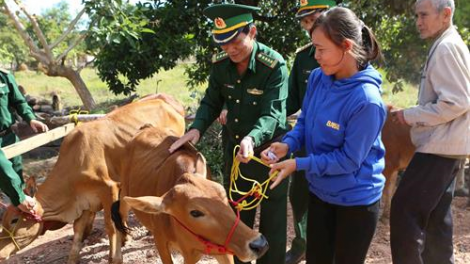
[391,109,409,126]
[269,159,296,190]
[169,129,200,153]
[261,142,289,164]
[217,109,228,125]
[237,136,254,163]
[29,120,49,133]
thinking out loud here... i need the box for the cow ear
[23,176,37,196]
[123,196,166,214]
[195,153,207,177]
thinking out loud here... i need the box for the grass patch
[14,64,206,113]
[13,64,418,113]
[379,69,419,108]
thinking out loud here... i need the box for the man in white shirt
[390,0,470,263]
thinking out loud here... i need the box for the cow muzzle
[249,234,269,259]
[0,242,17,260]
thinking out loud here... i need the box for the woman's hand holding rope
[260,142,295,189]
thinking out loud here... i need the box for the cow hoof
[67,257,79,264]
[122,235,128,247]
[109,257,123,264]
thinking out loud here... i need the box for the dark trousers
[306,193,380,264]
[224,142,288,264]
[390,153,461,264]
[288,148,309,254]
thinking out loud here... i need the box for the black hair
[309,7,383,68]
[241,23,256,35]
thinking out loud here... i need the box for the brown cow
[0,94,185,263]
[380,105,415,221]
[111,127,268,264]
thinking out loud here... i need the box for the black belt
[0,127,12,137]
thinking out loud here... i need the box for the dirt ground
[2,160,470,264]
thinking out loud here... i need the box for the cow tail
[111,200,129,235]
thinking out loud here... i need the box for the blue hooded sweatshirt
[283,64,386,206]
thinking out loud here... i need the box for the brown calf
[380,105,415,221]
[111,127,268,264]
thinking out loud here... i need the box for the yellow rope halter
[228,145,278,211]
[0,221,22,251]
[69,109,89,125]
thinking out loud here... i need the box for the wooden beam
[1,123,76,159]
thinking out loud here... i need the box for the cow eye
[190,210,204,218]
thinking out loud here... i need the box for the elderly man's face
[415,0,450,39]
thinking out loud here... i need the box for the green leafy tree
[32,1,87,61]
[1,0,96,109]
[454,0,469,44]
[0,13,29,68]
[84,0,214,95]
[86,0,468,95]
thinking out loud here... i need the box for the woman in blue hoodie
[261,7,386,264]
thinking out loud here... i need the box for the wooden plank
[1,123,76,159]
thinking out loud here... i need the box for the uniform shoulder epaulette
[295,42,313,54]
[212,51,229,63]
[256,52,279,69]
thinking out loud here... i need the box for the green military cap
[203,4,261,45]
[296,0,336,18]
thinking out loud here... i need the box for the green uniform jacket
[0,69,36,129]
[191,41,289,147]
[0,69,36,206]
[287,42,319,116]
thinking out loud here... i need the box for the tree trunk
[45,64,96,110]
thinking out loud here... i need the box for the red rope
[7,205,42,222]
[229,187,263,209]
[173,212,240,255]
[171,189,258,256]
[223,209,241,250]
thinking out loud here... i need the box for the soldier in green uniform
[285,1,336,263]
[0,69,48,214]
[169,4,289,264]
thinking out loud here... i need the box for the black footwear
[455,188,469,197]
[285,249,306,264]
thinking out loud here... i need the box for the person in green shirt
[285,1,336,263]
[169,4,289,264]
[0,69,48,214]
